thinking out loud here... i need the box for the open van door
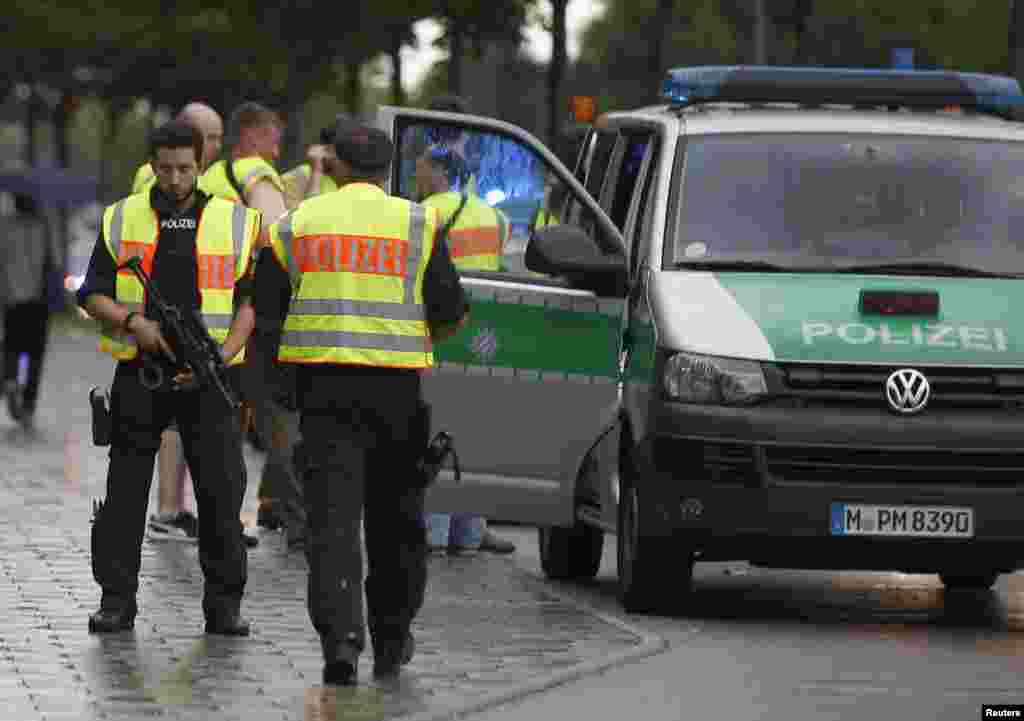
[376,106,626,528]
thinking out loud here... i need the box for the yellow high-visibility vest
[421,191,507,272]
[269,183,438,369]
[131,162,214,195]
[131,163,156,194]
[97,193,260,365]
[201,157,284,204]
[532,207,561,230]
[281,163,338,209]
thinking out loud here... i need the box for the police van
[379,66,1024,614]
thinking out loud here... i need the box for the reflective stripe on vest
[423,192,502,271]
[272,188,436,368]
[98,195,256,365]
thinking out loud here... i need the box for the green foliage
[809,0,1011,72]
[575,0,1017,114]
[577,0,742,110]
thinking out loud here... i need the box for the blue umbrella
[0,167,99,206]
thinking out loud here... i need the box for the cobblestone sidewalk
[0,327,648,720]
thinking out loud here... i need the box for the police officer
[129,101,227,546]
[132,102,223,194]
[78,121,260,635]
[281,113,358,209]
[416,145,509,272]
[413,148,507,553]
[203,102,287,221]
[204,102,302,540]
[259,124,468,685]
[420,95,517,554]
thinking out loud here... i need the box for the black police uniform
[248,244,305,542]
[78,185,252,633]
[256,127,468,683]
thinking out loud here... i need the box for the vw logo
[885,369,931,415]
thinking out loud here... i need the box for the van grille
[770,363,1024,409]
[764,445,1024,488]
[651,438,759,487]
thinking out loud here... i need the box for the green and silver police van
[379,66,1024,614]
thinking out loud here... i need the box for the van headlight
[662,352,767,405]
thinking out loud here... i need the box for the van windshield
[668,133,1024,275]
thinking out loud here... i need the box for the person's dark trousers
[91,361,248,620]
[245,329,303,529]
[297,366,428,665]
[3,300,50,412]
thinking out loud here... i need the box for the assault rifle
[117,256,239,410]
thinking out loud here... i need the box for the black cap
[319,113,359,146]
[334,125,393,173]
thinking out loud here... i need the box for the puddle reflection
[82,634,230,709]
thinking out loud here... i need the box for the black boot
[323,660,357,686]
[373,634,415,678]
[88,606,135,633]
[204,612,251,636]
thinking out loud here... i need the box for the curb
[401,569,669,721]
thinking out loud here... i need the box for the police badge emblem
[470,326,498,363]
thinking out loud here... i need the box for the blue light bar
[662,66,1024,115]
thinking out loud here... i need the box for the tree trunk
[448,17,465,96]
[53,91,71,269]
[1012,0,1024,87]
[549,0,569,146]
[390,28,406,106]
[649,0,674,102]
[344,58,362,117]
[283,78,305,170]
[753,0,767,64]
[99,97,128,201]
[55,90,70,169]
[25,85,39,167]
[792,0,813,65]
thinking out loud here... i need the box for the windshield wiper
[672,259,798,272]
[830,261,1017,278]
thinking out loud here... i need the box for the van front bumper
[630,401,1024,570]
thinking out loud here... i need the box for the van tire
[617,450,695,615]
[539,522,603,580]
[940,572,998,590]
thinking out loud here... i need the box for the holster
[90,498,106,586]
[89,387,112,447]
[414,401,460,488]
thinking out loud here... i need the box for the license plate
[830,503,974,538]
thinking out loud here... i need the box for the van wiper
[831,261,1016,278]
[672,259,800,272]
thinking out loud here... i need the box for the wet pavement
[0,323,653,721]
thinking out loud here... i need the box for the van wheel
[940,572,998,590]
[617,455,695,615]
[539,522,603,580]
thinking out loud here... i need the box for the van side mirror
[525,225,628,297]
